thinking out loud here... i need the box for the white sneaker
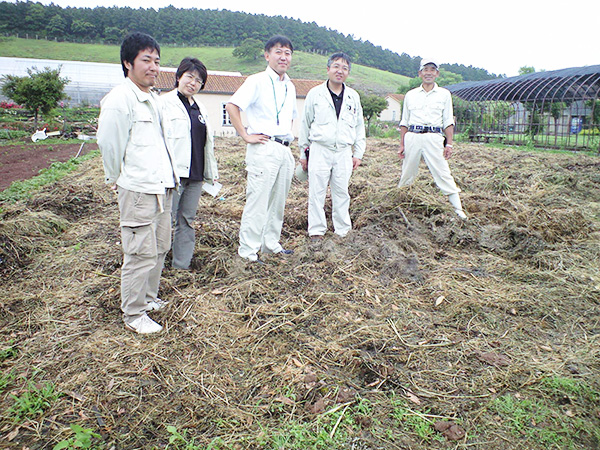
[124,314,163,334]
[455,209,468,220]
[147,298,169,311]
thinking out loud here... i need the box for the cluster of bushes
[368,121,401,139]
[0,101,24,109]
[580,128,600,136]
[0,106,99,138]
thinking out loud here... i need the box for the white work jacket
[298,82,366,160]
[97,78,177,194]
[159,89,218,182]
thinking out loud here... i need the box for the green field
[0,37,409,94]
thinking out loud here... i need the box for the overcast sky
[35,0,598,77]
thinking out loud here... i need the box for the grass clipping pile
[1,138,599,449]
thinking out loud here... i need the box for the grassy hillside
[0,37,409,94]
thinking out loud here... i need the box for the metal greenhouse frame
[446,65,600,152]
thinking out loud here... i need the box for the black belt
[270,136,291,147]
[408,125,443,134]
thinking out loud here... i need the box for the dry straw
[0,138,599,448]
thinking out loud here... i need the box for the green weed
[0,129,30,139]
[9,380,62,420]
[389,394,437,441]
[0,370,15,393]
[540,376,600,402]
[489,168,512,193]
[53,424,102,450]
[0,340,18,361]
[256,399,374,449]
[491,394,573,448]
[0,150,98,202]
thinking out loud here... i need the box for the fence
[447,66,600,152]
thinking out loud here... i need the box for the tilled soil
[0,140,97,191]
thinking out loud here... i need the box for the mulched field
[0,138,599,449]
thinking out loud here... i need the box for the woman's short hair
[175,57,208,90]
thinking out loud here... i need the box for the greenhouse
[446,65,600,151]
[0,57,127,106]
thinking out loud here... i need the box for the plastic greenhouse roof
[446,64,600,103]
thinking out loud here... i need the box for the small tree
[550,102,567,144]
[46,14,67,39]
[437,69,463,87]
[103,26,124,44]
[518,66,535,75]
[1,67,69,129]
[397,76,421,95]
[232,38,263,61]
[360,92,387,136]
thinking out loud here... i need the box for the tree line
[0,1,500,81]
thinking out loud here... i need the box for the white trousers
[399,132,460,195]
[238,141,294,261]
[307,143,353,237]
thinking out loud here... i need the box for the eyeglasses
[182,73,204,86]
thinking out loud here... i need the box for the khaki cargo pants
[117,187,173,323]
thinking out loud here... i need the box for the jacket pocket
[130,110,156,146]
[165,116,189,139]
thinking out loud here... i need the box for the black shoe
[277,249,294,255]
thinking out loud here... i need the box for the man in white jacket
[298,52,366,239]
[97,32,177,334]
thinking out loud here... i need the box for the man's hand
[443,145,453,160]
[352,157,362,170]
[300,158,308,171]
[397,144,405,159]
[243,133,270,144]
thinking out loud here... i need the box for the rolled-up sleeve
[442,91,455,130]
[399,92,410,128]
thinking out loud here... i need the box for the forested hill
[0,1,499,81]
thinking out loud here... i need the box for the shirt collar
[418,82,440,93]
[266,66,290,83]
[326,80,345,98]
[125,77,154,102]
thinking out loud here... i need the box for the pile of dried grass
[0,138,599,449]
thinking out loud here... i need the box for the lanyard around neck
[270,76,288,126]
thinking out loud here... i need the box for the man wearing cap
[225,35,297,262]
[397,58,467,219]
[298,52,366,240]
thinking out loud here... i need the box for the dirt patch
[0,138,599,449]
[0,140,97,191]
